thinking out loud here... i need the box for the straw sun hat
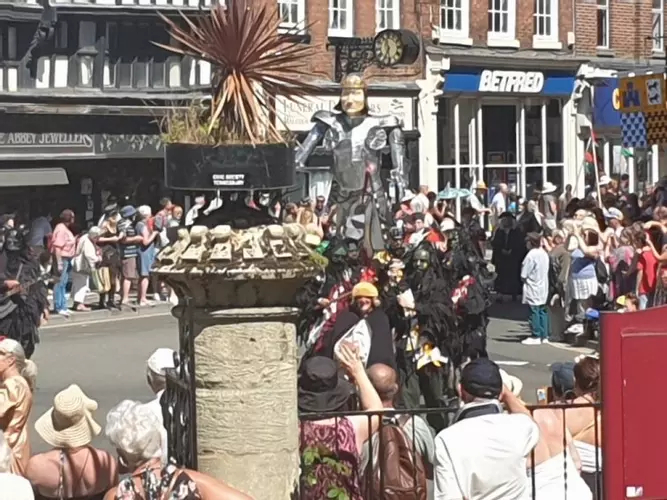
[35,385,101,449]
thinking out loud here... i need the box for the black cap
[551,362,576,397]
[461,358,503,399]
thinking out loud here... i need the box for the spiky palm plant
[155,0,320,145]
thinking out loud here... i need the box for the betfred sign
[478,70,545,93]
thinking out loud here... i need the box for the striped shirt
[118,219,138,259]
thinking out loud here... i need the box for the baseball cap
[550,362,576,397]
[460,358,503,399]
[147,348,176,376]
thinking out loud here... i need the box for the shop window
[377,0,400,30]
[525,167,543,199]
[436,98,476,166]
[596,0,609,48]
[524,103,542,164]
[546,99,563,163]
[547,166,564,191]
[329,0,354,37]
[437,168,455,192]
[653,0,664,52]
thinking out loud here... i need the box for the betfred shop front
[435,67,577,205]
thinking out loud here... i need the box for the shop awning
[0,168,69,187]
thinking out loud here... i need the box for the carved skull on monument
[151,3,324,498]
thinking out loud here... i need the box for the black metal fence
[297,402,602,500]
[162,297,198,470]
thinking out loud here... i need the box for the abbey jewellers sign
[0,133,163,159]
[0,133,94,153]
[276,95,415,131]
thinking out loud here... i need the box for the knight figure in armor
[295,73,409,253]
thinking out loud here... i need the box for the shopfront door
[482,104,519,204]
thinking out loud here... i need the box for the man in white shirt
[520,232,550,345]
[490,183,508,230]
[434,358,539,500]
[144,348,176,464]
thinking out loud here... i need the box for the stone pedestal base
[175,306,300,499]
[155,223,324,499]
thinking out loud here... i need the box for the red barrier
[601,305,667,499]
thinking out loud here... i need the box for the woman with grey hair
[0,433,33,499]
[71,226,102,312]
[104,400,251,500]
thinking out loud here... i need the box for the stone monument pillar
[154,223,323,499]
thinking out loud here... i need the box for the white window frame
[278,0,306,31]
[328,0,354,37]
[438,0,472,45]
[533,0,561,49]
[376,0,399,31]
[653,0,664,52]
[596,0,609,49]
[487,0,518,47]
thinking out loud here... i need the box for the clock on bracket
[373,30,405,67]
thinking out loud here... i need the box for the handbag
[93,267,110,293]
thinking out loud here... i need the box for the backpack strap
[395,414,411,428]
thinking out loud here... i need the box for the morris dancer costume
[0,226,46,359]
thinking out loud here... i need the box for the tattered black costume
[295,218,494,422]
[0,227,46,359]
[296,239,363,361]
[441,225,494,363]
[394,243,455,431]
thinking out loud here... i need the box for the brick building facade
[274,0,431,198]
[285,0,662,205]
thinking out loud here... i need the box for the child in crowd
[616,293,639,313]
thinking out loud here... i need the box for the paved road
[29,302,592,454]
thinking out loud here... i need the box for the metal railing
[296,402,602,499]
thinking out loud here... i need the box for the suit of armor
[294,74,409,249]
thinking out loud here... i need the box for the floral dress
[299,417,363,500]
[115,462,201,500]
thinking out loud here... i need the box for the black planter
[164,142,296,191]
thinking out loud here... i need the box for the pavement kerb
[43,303,173,328]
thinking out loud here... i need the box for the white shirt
[521,248,550,306]
[491,192,506,215]
[185,204,204,226]
[434,413,539,500]
[144,390,169,465]
[0,472,34,499]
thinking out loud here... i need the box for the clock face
[374,31,404,66]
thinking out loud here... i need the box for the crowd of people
[0,338,252,500]
[486,175,667,345]
[286,179,613,500]
[2,171,663,499]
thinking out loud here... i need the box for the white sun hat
[35,385,101,449]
